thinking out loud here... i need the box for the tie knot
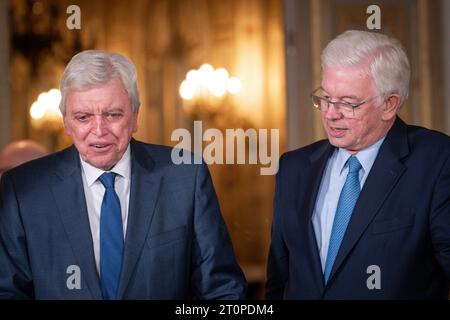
[347,156,362,173]
[99,172,117,189]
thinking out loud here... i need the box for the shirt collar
[335,135,386,176]
[80,144,131,187]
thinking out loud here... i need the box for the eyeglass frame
[310,87,385,117]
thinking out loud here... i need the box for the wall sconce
[29,88,63,149]
[179,64,241,121]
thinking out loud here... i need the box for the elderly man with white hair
[266,30,450,299]
[0,50,246,300]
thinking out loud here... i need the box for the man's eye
[75,115,90,122]
[107,113,123,119]
[339,100,355,106]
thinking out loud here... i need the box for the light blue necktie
[324,156,362,283]
[99,172,124,300]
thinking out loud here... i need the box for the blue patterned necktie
[99,172,124,300]
[324,156,362,283]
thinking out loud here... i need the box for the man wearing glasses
[266,30,450,299]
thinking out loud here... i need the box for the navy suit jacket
[266,118,450,299]
[0,139,246,299]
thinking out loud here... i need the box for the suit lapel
[117,140,162,299]
[51,146,103,299]
[326,118,409,284]
[299,142,335,294]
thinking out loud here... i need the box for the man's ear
[132,106,140,133]
[381,93,401,121]
[63,116,73,137]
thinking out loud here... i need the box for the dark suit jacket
[266,118,450,299]
[0,139,246,299]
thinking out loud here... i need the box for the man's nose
[324,102,343,120]
[91,115,107,136]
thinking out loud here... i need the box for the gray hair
[59,50,140,114]
[321,30,410,105]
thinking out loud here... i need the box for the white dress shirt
[80,144,131,274]
[312,137,385,271]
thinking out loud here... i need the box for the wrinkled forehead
[65,79,131,113]
[321,65,376,97]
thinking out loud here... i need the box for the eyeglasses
[311,87,382,118]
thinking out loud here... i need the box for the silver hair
[321,30,410,105]
[59,50,140,114]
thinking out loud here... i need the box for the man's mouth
[328,126,347,137]
[89,144,112,150]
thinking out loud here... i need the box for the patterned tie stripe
[324,156,362,283]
